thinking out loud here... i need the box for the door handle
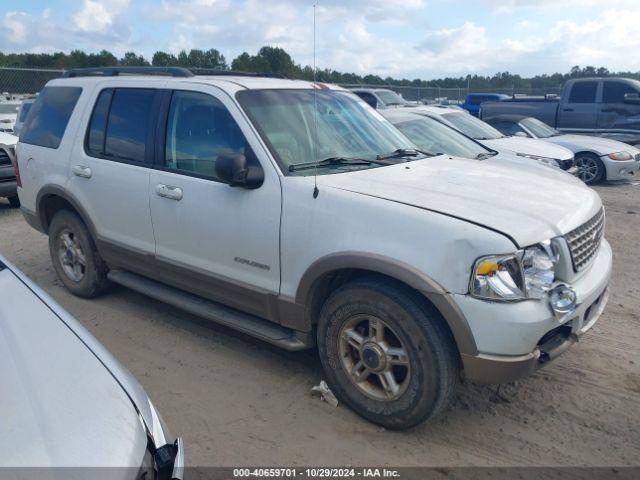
[72,165,92,178]
[155,184,183,201]
[562,108,574,112]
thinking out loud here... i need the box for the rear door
[148,83,281,319]
[597,79,640,138]
[558,80,599,133]
[69,82,162,260]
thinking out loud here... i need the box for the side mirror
[623,93,640,104]
[514,131,528,137]
[215,154,264,189]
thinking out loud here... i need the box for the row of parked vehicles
[1,67,629,476]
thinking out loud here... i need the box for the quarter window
[568,82,598,104]
[164,91,248,179]
[20,86,82,148]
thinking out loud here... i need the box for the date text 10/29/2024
[233,468,401,478]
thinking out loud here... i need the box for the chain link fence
[0,66,562,105]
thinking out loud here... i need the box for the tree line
[1,46,639,90]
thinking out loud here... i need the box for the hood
[482,136,574,161]
[543,134,640,156]
[0,131,18,146]
[319,155,601,247]
[0,265,148,468]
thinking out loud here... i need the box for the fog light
[549,284,577,322]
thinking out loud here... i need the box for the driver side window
[165,90,248,180]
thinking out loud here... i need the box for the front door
[148,85,281,319]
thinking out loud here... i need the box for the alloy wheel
[338,314,411,401]
[57,229,87,282]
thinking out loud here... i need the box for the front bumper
[602,155,640,181]
[457,238,612,384]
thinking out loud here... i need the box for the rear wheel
[575,153,605,185]
[48,210,110,298]
[317,276,459,430]
[7,196,20,208]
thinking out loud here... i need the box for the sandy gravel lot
[1,182,639,468]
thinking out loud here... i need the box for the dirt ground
[1,182,639,468]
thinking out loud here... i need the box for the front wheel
[575,154,605,185]
[317,276,459,430]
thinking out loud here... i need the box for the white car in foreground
[17,67,611,429]
[0,255,184,478]
[483,115,640,184]
[414,105,576,170]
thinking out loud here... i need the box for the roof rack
[61,66,286,79]
[191,69,286,79]
[61,67,194,78]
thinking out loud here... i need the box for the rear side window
[20,86,82,148]
[490,121,525,136]
[355,92,377,108]
[468,96,485,106]
[86,88,156,163]
[568,82,598,104]
[602,81,638,103]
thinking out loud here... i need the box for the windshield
[376,90,407,106]
[392,116,491,159]
[441,112,504,140]
[237,89,417,175]
[18,102,33,121]
[520,117,559,138]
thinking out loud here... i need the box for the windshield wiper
[288,156,392,172]
[475,151,498,160]
[376,148,432,161]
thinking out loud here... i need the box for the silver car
[484,114,640,184]
[0,255,184,479]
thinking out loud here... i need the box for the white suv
[16,67,611,429]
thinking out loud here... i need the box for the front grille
[564,208,605,272]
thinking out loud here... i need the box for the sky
[2,0,640,79]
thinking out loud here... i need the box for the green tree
[120,51,149,66]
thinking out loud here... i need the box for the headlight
[470,243,557,301]
[608,151,633,161]
[515,153,561,168]
[470,254,526,300]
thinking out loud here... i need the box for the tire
[48,210,110,298]
[575,153,605,185]
[7,196,20,208]
[317,276,459,430]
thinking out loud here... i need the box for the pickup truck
[480,78,640,146]
[462,93,509,117]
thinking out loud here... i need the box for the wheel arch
[36,185,97,238]
[294,252,478,356]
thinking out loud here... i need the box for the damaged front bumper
[456,239,612,384]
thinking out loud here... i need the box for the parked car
[17,67,611,430]
[13,97,36,137]
[462,93,510,116]
[479,77,640,146]
[0,131,19,207]
[414,105,576,169]
[0,255,183,477]
[484,114,640,184]
[380,108,563,171]
[351,87,413,109]
[0,101,19,133]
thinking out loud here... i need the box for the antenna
[312,3,319,199]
